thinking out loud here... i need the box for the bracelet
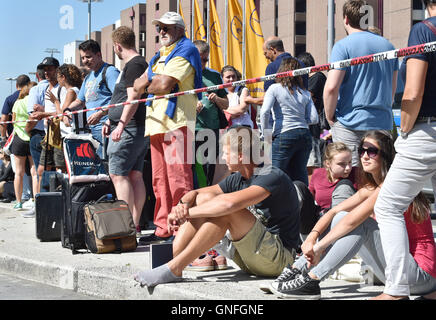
[311,230,320,236]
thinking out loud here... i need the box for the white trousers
[374,121,436,296]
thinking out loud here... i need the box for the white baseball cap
[152,11,185,28]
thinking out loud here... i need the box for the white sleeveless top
[228,88,253,128]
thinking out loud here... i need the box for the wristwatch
[400,129,408,139]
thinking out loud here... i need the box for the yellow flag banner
[209,0,224,72]
[193,0,207,41]
[245,0,268,98]
[227,0,243,73]
[178,0,189,38]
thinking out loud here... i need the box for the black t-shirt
[402,17,436,117]
[218,165,300,251]
[109,55,148,127]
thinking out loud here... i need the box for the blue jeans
[90,123,103,159]
[272,128,312,185]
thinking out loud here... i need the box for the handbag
[84,195,137,253]
[2,132,15,156]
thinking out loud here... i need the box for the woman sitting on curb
[269,130,436,300]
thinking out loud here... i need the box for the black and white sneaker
[269,273,321,300]
[275,264,302,283]
[259,265,302,294]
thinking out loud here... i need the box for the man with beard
[102,26,148,236]
[134,11,203,244]
[67,40,120,158]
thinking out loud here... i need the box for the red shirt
[404,207,436,279]
[309,167,358,210]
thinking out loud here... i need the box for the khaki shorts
[231,219,295,277]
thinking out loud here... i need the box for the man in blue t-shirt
[324,0,398,166]
[1,75,30,143]
[68,40,119,158]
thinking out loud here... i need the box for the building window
[155,35,159,44]
[295,0,306,13]
[156,3,159,11]
[140,32,146,42]
[413,0,424,10]
[140,47,145,57]
[140,14,146,26]
[295,44,306,57]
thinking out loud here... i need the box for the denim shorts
[107,126,146,176]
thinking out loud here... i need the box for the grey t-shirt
[218,165,300,250]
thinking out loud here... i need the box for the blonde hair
[221,126,255,164]
[323,142,352,182]
[18,81,37,99]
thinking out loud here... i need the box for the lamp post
[78,0,103,40]
[5,78,17,94]
[45,48,61,57]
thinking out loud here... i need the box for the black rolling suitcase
[35,191,64,242]
[61,180,115,254]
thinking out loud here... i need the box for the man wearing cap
[134,11,203,244]
[27,57,67,192]
[67,40,120,158]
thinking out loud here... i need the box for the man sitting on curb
[134,126,300,287]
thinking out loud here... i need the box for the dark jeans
[272,128,312,185]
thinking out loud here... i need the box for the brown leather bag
[84,197,137,254]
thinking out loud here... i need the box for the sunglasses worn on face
[358,146,379,159]
[156,25,170,33]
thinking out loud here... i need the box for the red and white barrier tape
[3,40,436,126]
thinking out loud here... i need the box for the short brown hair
[343,0,367,29]
[112,26,136,49]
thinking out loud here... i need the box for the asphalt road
[0,273,98,300]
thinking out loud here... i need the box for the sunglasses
[358,146,379,159]
[156,25,171,33]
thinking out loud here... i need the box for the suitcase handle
[95,194,114,203]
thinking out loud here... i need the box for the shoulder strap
[422,20,436,36]
[98,64,115,93]
[57,86,62,101]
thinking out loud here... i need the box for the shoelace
[279,274,308,291]
[276,265,300,282]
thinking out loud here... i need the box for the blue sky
[0,0,145,103]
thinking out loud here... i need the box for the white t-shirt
[59,87,81,137]
[44,84,70,137]
[228,88,253,128]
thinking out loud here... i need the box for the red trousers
[150,127,194,237]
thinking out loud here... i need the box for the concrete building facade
[65,0,428,76]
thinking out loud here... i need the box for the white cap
[152,11,185,28]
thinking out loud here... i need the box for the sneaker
[207,249,228,270]
[259,265,302,294]
[185,254,215,272]
[138,233,174,245]
[22,198,35,209]
[21,209,35,218]
[136,225,142,238]
[269,273,321,300]
[13,202,24,211]
[275,264,302,283]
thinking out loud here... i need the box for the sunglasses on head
[358,146,379,159]
[156,25,171,33]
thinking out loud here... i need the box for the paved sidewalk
[0,202,433,301]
